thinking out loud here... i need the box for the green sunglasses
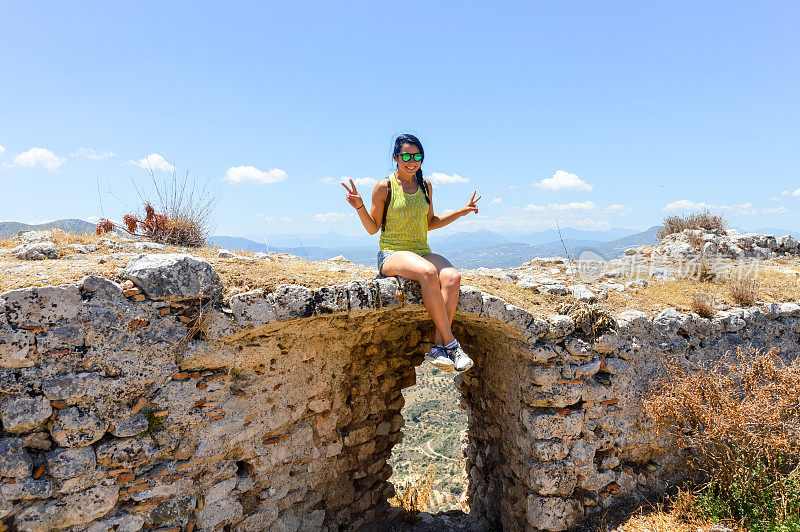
[398,153,423,162]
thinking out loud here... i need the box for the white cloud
[763,207,787,215]
[73,147,117,160]
[224,166,287,185]
[525,201,595,212]
[491,198,502,204]
[0,145,5,155]
[127,153,175,173]
[534,170,594,192]
[605,204,630,214]
[781,190,789,196]
[13,147,65,170]
[281,217,292,223]
[427,172,469,185]
[793,189,800,197]
[663,200,757,215]
[313,212,354,223]
[253,213,275,221]
[549,201,595,211]
[319,176,377,187]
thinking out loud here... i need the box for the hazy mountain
[241,231,374,249]
[429,229,511,248]
[503,227,638,244]
[0,219,97,239]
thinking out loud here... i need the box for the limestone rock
[569,284,596,303]
[18,230,53,243]
[527,495,583,531]
[124,253,223,302]
[67,243,100,254]
[50,407,108,447]
[0,438,32,477]
[1,395,53,433]
[14,484,119,532]
[47,446,97,479]
[131,241,166,251]
[0,477,53,501]
[12,241,58,260]
[529,461,577,496]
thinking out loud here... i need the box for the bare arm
[342,179,387,236]
[426,181,481,230]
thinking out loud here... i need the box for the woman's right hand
[341,179,365,210]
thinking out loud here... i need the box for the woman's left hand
[460,191,481,216]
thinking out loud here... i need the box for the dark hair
[392,134,429,204]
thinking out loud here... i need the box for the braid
[415,169,430,204]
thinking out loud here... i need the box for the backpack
[381,174,430,231]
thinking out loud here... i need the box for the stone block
[522,411,583,439]
[1,395,52,433]
[47,446,96,479]
[526,495,583,531]
[314,285,350,315]
[0,477,53,501]
[530,440,569,461]
[50,407,108,447]
[348,279,377,310]
[0,438,32,477]
[3,285,81,325]
[272,285,315,319]
[529,461,577,496]
[14,485,119,532]
[124,253,223,302]
[457,285,484,315]
[546,315,575,339]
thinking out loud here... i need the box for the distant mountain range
[210,226,663,268]
[3,220,798,270]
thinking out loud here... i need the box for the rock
[779,235,799,252]
[527,495,583,531]
[457,285,484,315]
[21,432,53,450]
[110,413,149,438]
[67,243,100,254]
[124,254,223,302]
[0,477,53,501]
[217,248,236,258]
[47,446,97,479]
[17,230,53,243]
[86,513,146,532]
[12,241,59,260]
[541,284,568,296]
[530,461,577,496]
[272,285,315,319]
[568,284,596,303]
[80,275,124,299]
[252,252,272,260]
[0,438,32,477]
[14,485,119,532]
[650,268,676,281]
[132,241,166,251]
[1,395,53,433]
[522,411,583,439]
[50,407,108,447]
[546,315,575,339]
[626,279,648,289]
[3,284,81,325]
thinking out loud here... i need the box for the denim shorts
[377,251,395,276]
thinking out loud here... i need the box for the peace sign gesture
[460,190,481,216]
[341,179,365,210]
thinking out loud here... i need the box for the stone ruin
[1,253,799,531]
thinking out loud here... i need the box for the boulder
[17,230,53,243]
[12,241,58,260]
[123,254,223,302]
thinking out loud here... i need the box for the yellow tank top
[378,172,433,255]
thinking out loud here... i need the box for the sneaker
[445,341,473,373]
[425,345,455,372]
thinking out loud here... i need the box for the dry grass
[728,277,759,307]
[690,291,715,318]
[389,468,436,517]
[658,211,727,240]
[687,231,705,251]
[646,346,800,525]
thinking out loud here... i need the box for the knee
[440,269,461,290]
[418,266,439,286]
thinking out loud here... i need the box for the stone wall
[1,254,799,531]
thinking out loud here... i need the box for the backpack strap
[381,177,392,232]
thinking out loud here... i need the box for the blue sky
[1,1,798,238]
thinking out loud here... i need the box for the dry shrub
[728,277,758,307]
[690,291,715,318]
[658,210,727,240]
[555,299,616,340]
[389,469,435,519]
[97,169,217,248]
[646,346,800,524]
[686,231,705,251]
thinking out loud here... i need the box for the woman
[341,134,481,373]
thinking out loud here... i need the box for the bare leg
[423,254,461,345]
[380,251,456,345]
